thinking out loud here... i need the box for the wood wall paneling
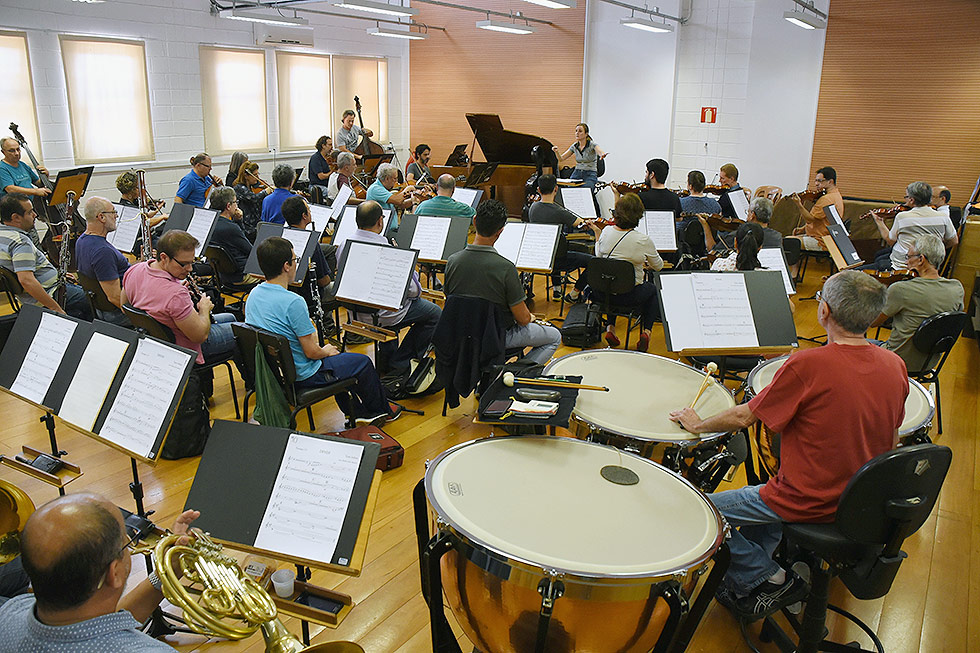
[811,1,980,204]
[409,1,585,167]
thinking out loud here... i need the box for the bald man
[0,492,197,651]
[76,196,131,324]
[415,174,476,219]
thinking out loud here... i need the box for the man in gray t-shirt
[335,109,372,161]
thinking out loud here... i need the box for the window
[0,32,41,160]
[332,57,388,144]
[200,46,268,155]
[276,51,331,153]
[60,36,154,163]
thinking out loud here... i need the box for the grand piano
[431,113,554,217]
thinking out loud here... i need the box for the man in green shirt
[415,175,476,219]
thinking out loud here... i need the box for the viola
[682,211,744,232]
[865,269,916,286]
[411,183,437,203]
[794,188,826,203]
[861,205,910,221]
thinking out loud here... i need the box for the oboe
[307,260,326,346]
[54,191,77,308]
[135,169,153,260]
[185,272,216,324]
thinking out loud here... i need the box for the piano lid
[466,113,554,166]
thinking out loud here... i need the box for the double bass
[352,96,385,158]
[8,123,59,226]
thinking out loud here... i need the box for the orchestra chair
[0,266,23,313]
[758,444,951,653]
[753,185,784,203]
[938,221,965,278]
[232,323,355,430]
[585,258,642,349]
[681,219,708,258]
[793,242,831,285]
[782,236,802,272]
[122,303,240,419]
[76,271,128,325]
[905,311,967,435]
[203,245,260,311]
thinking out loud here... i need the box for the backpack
[561,302,602,348]
[160,369,211,460]
[381,352,443,400]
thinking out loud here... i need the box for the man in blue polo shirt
[415,174,476,219]
[75,197,130,325]
[260,164,296,225]
[175,153,217,207]
[0,138,48,199]
[366,163,415,229]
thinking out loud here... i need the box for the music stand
[445,144,469,167]
[49,166,95,206]
[465,162,498,187]
[823,224,864,271]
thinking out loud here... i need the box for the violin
[794,188,826,203]
[683,212,744,232]
[612,181,649,195]
[702,184,731,196]
[861,204,910,221]
[865,269,916,286]
[411,183,437,203]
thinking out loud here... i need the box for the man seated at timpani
[0,492,198,651]
[259,164,296,225]
[670,270,908,622]
[415,174,476,219]
[406,143,435,185]
[332,200,441,376]
[326,152,362,205]
[787,166,844,253]
[245,235,399,426]
[366,163,415,229]
[870,181,958,272]
[445,199,562,366]
[206,187,260,285]
[869,234,964,371]
[0,193,92,320]
[75,197,130,325]
[527,173,592,303]
[335,109,372,163]
[701,197,783,253]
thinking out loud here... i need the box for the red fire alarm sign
[701,107,717,123]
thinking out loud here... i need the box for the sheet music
[329,184,354,221]
[451,187,479,208]
[336,241,415,310]
[691,273,759,348]
[333,208,391,247]
[825,203,847,232]
[758,248,795,295]
[280,228,313,283]
[186,208,217,257]
[9,312,77,405]
[560,187,597,219]
[58,332,130,431]
[253,433,364,564]
[516,223,559,270]
[641,211,677,250]
[727,188,750,221]
[308,204,332,235]
[98,338,193,458]
[107,204,142,253]
[410,216,451,261]
[492,222,524,265]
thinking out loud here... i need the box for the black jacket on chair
[433,295,507,410]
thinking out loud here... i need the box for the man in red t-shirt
[670,270,908,620]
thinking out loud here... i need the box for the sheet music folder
[824,224,864,270]
[244,222,317,284]
[183,420,381,574]
[0,304,195,463]
[656,270,798,355]
[394,213,470,263]
[162,203,218,257]
[334,240,418,312]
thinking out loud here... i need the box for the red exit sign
[701,107,718,123]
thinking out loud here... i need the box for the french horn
[0,478,34,565]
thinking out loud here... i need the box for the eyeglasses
[172,257,195,268]
[815,290,823,303]
[98,210,118,218]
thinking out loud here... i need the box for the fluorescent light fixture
[783,10,826,29]
[333,0,418,18]
[476,19,537,34]
[620,16,674,33]
[522,0,576,8]
[220,8,309,26]
[367,26,428,40]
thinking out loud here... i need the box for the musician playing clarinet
[0,138,49,199]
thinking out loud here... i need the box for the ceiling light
[71,0,106,4]
[521,0,576,8]
[367,26,428,40]
[783,10,826,29]
[219,9,309,26]
[333,0,418,18]
[476,19,537,34]
[620,15,674,33]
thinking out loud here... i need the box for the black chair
[758,444,952,653]
[795,242,831,284]
[76,271,126,321]
[681,219,708,257]
[122,304,240,419]
[782,236,802,271]
[906,311,967,435]
[585,257,642,349]
[204,245,259,310]
[232,323,355,429]
[0,266,23,313]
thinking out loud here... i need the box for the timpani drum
[422,436,727,653]
[543,351,737,479]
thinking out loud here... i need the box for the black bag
[380,354,443,400]
[160,369,212,460]
[561,302,601,348]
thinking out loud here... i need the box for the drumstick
[502,372,609,392]
[689,362,718,408]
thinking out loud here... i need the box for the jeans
[552,251,592,291]
[504,321,562,365]
[295,352,388,418]
[201,313,238,363]
[709,484,784,595]
[63,283,93,321]
[569,168,598,190]
[96,308,130,327]
[379,298,442,374]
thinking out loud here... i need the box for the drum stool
[751,444,951,653]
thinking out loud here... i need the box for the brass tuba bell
[137,529,362,653]
[0,478,35,565]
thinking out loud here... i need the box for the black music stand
[445,144,469,167]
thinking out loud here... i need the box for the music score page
[757,248,795,295]
[640,211,677,251]
[560,187,597,219]
[59,332,130,431]
[253,434,364,565]
[10,312,77,405]
[410,216,451,261]
[187,208,216,257]
[280,228,313,283]
[336,242,415,310]
[108,204,142,253]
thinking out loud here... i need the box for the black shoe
[552,288,563,300]
[564,291,584,304]
[714,585,739,613]
[344,331,373,346]
[734,571,808,621]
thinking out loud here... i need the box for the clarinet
[307,260,326,346]
[53,191,77,308]
[185,272,216,324]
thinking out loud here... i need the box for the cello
[352,96,385,158]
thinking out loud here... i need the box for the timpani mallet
[689,362,718,408]
[502,372,609,392]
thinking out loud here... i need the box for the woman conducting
[552,122,607,190]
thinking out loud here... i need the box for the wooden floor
[1,260,977,653]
